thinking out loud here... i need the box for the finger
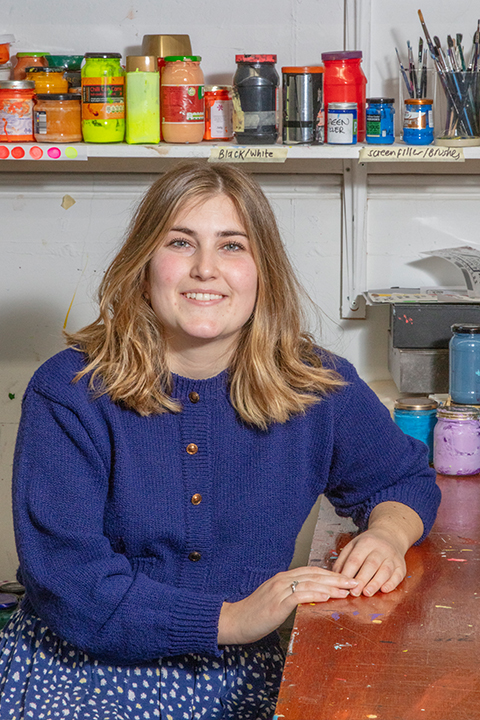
[352,559,404,597]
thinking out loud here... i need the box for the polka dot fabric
[0,608,284,719]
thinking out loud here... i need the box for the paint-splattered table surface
[275,475,480,720]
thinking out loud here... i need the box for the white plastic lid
[0,35,15,45]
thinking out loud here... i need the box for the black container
[233,54,279,144]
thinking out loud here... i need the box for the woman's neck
[166,341,234,380]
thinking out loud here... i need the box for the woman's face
[145,193,258,366]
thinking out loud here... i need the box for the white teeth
[184,292,223,301]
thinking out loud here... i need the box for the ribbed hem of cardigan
[168,594,224,657]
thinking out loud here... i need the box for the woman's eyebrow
[169,226,248,239]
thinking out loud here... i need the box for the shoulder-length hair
[66,161,344,428]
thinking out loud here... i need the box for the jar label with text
[0,98,33,137]
[82,77,125,120]
[162,85,204,124]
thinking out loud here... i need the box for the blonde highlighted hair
[66,162,344,428]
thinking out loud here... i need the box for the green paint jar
[81,53,125,142]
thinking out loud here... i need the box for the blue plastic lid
[0,593,18,610]
[321,51,362,61]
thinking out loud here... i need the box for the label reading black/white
[34,111,47,135]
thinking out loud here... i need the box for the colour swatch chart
[0,144,87,160]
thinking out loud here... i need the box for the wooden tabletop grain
[275,475,480,720]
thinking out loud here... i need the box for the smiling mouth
[184,292,224,301]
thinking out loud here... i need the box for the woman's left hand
[332,501,424,597]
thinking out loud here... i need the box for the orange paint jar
[0,81,35,141]
[34,93,82,142]
[13,52,49,80]
[0,35,15,65]
[161,56,204,143]
[26,66,68,94]
[204,85,233,140]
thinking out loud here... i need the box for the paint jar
[0,35,15,65]
[322,51,367,142]
[327,102,357,144]
[282,66,324,144]
[394,397,438,463]
[34,94,82,142]
[449,324,480,405]
[161,56,204,143]
[0,593,18,631]
[125,55,160,144]
[403,98,433,145]
[233,54,279,144]
[204,85,233,141]
[26,66,69,94]
[13,52,49,81]
[366,97,395,144]
[0,81,35,141]
[434,405,480,475]
[81,53,125,143]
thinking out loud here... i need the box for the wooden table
[275,475,480,720]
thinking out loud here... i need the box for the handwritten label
[358,145,464,162]
[209,146,288,163]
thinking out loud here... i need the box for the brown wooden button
[188,551,201,562]
[186,443,198,455]
[191,493,202,505]
[189,391,200,403]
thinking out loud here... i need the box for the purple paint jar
[433,405,480,476]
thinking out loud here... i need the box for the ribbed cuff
[168,593,224,657]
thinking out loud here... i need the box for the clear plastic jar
[81,53,125,143]
[26,66,68,94]
[0,81,35,141]
[321,51,367,142]
[449,324,480,405]
[233,54,279,144]
[434,405,480,475]
[34,93,82,142]
[161,55,204,143]
[13,52,49,81]
[394,397,438,463]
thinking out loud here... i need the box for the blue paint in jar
[394,397,438,463]
[366,97,394,144]
[449,323,480,405]
[402,98,433,145]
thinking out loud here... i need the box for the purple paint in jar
[433,405,480,476]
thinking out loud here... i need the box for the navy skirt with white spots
[0,607,284,720]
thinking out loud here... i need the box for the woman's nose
[190,247,219,280]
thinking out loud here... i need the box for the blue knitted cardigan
[12,348,440,664]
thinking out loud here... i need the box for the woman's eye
[169,238,190,248]
[223,242,244,252]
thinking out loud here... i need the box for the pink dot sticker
[0,146,9,159]
[11,146,25,159]
[47,147,62,159]
[29,146,44,159]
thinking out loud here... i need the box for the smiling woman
[0,161,440,720]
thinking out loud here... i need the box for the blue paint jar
[449,324,480,405]
[366,97,394,144]
[394,397,438,463]
[403,98,433,145]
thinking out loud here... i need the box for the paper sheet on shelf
[364,287,480,304]
[421,245,480,298]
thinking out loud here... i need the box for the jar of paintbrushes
[396,39,435,145]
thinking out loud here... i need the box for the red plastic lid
[321,51,362,61]
[282,66,324,73]
[235,54,276,63]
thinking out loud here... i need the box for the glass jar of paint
[204,85,233,141]
[81,53,125,143]
[0,593,18,631]
[403,98,433,145]
[233,54,279,144]
[434,405,480,475]
[0,81,35,141]
[26,66,69,94]
[321,51,367,142]
[394,397,438,463]
[161,56,205,143]
[449,324,480,405]
[34,94,82,142]
[366,97,395,144]
[12,52,49,80]
[125,55,160,144]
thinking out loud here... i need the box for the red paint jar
[0,81,35,141]
[321,51,367,142]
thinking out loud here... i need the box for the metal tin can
[282,66,324,145]
[327,102,357,144]
[366,97,395,144]
[204,85,233,141]
[394,396,438,463]
[403,98,433,145]
[434,405,480,475]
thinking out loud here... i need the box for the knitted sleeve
[323,358,441,541]
[12,382,224,664]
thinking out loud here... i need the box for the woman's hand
[217,566,358,645]
[332,501,424,597]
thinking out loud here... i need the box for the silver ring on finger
[291,580,299,594]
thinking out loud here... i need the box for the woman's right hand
[217,566,358,645]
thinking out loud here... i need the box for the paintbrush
[447,35,459,71]
[407,41,418,97]
[396,47,414,98]
[457,33,466,71]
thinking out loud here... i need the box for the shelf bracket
[341,160,368,319]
